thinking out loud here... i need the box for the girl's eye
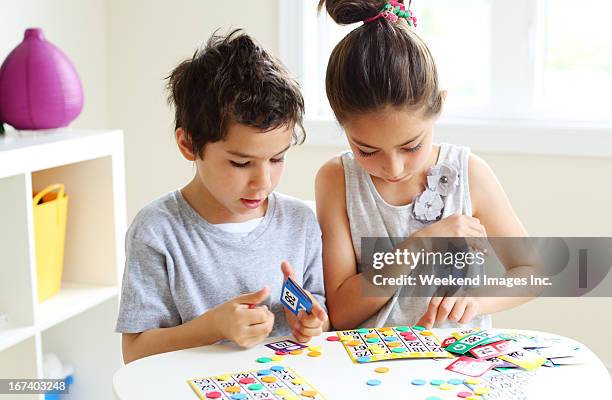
[358,149,378,157]
[270,157,285,164]
[230,160,249,168]
[401,143,423,153]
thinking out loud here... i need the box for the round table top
[113,328,611,399]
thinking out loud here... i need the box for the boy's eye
[358,149,378,157]
[401,143,423,153]
[270,157,285,164]
[230,160,249,168]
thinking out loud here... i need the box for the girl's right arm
[315,157,394,330]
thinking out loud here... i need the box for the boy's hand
[416,290,480,329]
[212,287,275,348]
[281,261,328,343]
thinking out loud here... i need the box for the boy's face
[178,122,293,223]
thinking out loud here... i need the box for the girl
[316,0,532,330]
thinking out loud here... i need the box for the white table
[113,329,611,399]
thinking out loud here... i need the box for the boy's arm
[301,206,330,332]
[122,287,275,363]
[122,309,222,364]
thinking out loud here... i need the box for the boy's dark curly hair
[167,29,305,158]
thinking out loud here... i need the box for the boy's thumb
[238,286,270,305]
[281,260,295,280]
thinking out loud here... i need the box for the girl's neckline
[363,143,446,210]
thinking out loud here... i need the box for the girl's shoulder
[466,151,505,218]
[315,155,348,213]
[316,154,346,188]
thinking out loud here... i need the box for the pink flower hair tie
[363,0,418,27]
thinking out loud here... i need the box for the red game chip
[238,377,255,384]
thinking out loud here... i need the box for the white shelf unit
[0,129,126,400]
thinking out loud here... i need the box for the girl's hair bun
[318,0,388,25]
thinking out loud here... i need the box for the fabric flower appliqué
[412,189,444,222]
[412,162,460,222]
[426,162,459,196]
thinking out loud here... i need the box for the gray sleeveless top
[342,142,492,330]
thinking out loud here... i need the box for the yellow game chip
[474,386,491,395]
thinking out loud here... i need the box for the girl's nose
[383,153,404,178]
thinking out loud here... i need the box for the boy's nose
[249,165,271,190]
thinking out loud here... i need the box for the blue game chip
[280,277,313,315]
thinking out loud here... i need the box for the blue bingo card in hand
[280,277,313,315]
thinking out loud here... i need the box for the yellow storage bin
[33,184,69,303]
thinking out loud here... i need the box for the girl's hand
[211,287,275,348]
[416,291,481,329]
[412,214,489,252]
[281,261,328,343]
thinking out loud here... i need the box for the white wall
[2,0,611,370]
[106,0,280,221]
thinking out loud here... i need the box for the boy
[116,29,328,363]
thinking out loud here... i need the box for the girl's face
[343,107,437,184]
[177,122,293,223]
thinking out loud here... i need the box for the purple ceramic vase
[0,28,84,130]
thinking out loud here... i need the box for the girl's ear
[176,128,196,161]
[441,90,448,102]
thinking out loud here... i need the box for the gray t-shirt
[115,190,325,337]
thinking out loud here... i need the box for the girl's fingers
[458,300,478,324]
[448,297,467,322]
[434,297,455,324]
[417,296,442,329]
